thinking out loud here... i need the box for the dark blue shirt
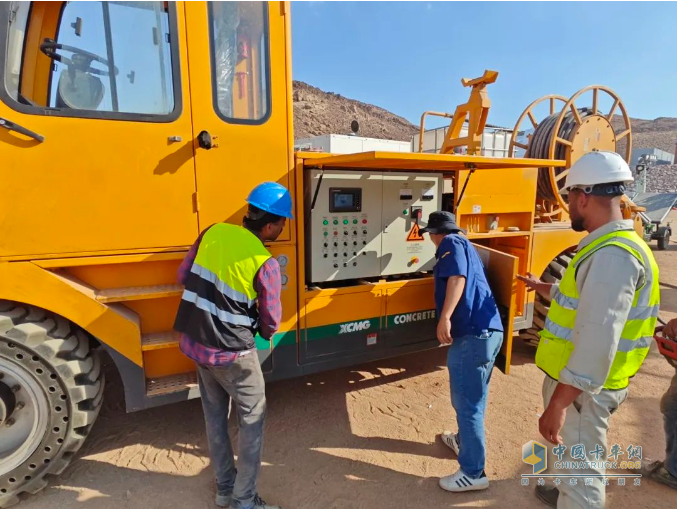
[433,234,504,338]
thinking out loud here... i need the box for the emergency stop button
[411,257,420,264]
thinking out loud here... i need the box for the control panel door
[381,173,441,276]
[305,170,382,282]
[472,243,519,374]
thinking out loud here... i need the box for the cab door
[184,1,292,240]
[0,1,198,257]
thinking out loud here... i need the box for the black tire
[657,227,670,251]
[0,301,103,508]
[519,250,576,348]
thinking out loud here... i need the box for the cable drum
[527,108,593,202]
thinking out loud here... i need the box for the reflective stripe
[627,304,660,321]
[190,263,255,306]
[181,290,256,327]
[544,322,653,354]
[544,317,572,341]
[618,336,653,353]
[553,291,578,310]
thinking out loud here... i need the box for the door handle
[197,130,219,150]
[0,117,45,142]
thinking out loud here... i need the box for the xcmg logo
[338,320,372,334]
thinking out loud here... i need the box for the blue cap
[246,182,294,219]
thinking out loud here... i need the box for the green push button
[403,209,408,215]
[323,231,328,236]
[353,219,358,224]
[333,219,338,225]
[323,220,328,225]
[343,219,349,225]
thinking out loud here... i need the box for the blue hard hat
[246,182,294,219]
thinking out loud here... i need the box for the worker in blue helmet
[174,181,291,509]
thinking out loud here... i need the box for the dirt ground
[16,214,677,509]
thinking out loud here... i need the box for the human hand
[539,404,566,445]
[437,318,453,345]
[517,272,544,292]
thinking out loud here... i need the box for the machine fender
[0,261,142,365]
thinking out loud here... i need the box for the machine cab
[0,1,293,258]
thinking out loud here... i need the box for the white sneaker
[440,431,460,456]
[439,469,489,492]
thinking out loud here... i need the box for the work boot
[535,483,558,509]
[640,459,677,489]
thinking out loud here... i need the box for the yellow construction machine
[0,1,640,504]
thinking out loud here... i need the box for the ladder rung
[142,331,181,351]
[147,372,198,397]
[96,284,183,303]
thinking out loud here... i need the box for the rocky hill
[293,81,418,141]
[293,81,676,190]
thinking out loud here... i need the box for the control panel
[305,169,442,283]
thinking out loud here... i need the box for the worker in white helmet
[518,151,661,509]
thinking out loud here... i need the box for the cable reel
[510,86,633,218]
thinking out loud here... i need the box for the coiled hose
[527,107,594,201]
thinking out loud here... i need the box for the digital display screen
[329,188,361,212]
[334,193,355,209]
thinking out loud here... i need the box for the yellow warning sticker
[406,223,425,242]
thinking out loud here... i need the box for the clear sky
[291,1,678,129]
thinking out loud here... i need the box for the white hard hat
[559,151,634,194]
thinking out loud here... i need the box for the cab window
[209,1,270,123]
[2,1,179,119]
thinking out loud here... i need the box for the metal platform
[629,192,677,224]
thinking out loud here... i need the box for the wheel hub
[0,356,49,476]
[0,380,17,426]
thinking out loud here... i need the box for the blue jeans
[197,353,266,508]
[447,330,503,478]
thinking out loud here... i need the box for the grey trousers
[542,377,628,509]
[661,373,677,478]
[197,354,266,508]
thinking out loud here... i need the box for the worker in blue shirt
[420,211,504,493]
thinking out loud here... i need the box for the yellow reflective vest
[536,230,660,390]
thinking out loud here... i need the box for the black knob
[344,231,348,235]
[362,240,367,245]
[323,242,328,248]
[197,130,213,150]
[343,252,348,257]
[343,262,348,267]
[352,262,357,266]
[333,263,338,268]
[323,254,328,258]
[343,242,348,246]
[333,242,338,247]
[352,231,357,236]
[362,230,367,235]
[353,251,357,256]
[333,253,337,257]
[353,241,357,246]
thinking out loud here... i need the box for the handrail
[417,111,454,153]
